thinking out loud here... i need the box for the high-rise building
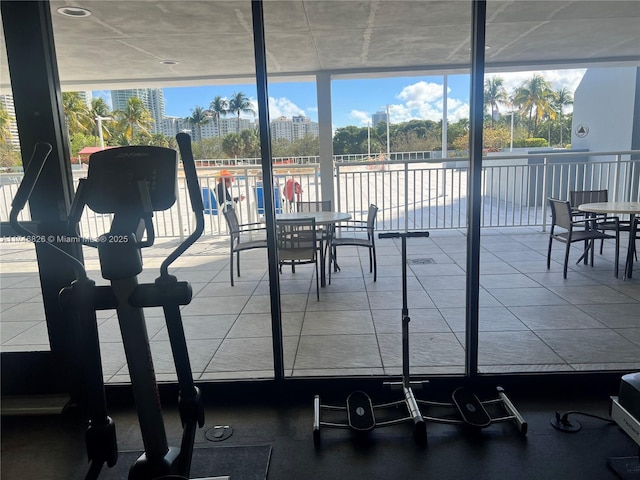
[372,111,388,127]
[219,117,254,137]
[0,94,20,149]
[271,116,293,142]
[76,91,92,108]
[270,115,318,142]
[111,88,165,134]
[292,115,319,139]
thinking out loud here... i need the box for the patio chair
[329,204,378,283]
[296,200,332,213]
[569,189,608,219]
[547,198,620,278]
[277,218,320,301]
[569,189,632,255]
[223,208,268,286]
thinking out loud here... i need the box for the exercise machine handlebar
[10,142,52,218]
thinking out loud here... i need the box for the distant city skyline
[93,68,586,132]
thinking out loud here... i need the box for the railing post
[541,157,549,232]
[404,160,409,232]
[335,163,342,211]
[613,153,621,201]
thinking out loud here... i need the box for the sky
[93,68,586,130]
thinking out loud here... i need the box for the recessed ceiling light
[159,60,180,65]
[56,6,92,18]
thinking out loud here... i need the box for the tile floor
[1,226,639,383]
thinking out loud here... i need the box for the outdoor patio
[1,225,639,383]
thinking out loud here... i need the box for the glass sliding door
[477,1,640,375]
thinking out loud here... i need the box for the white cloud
[350,109,372,126]
[385,69,586,125]
[268,96,305,119]
[493,69,586,94]
[397,81,444,105]
[387,80,468,122]
[446,98,469,122]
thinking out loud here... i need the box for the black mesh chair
[223,208,268,286]
[296,200,332,213]
[569,189,608,219]
[329,204,378,283]
[295,200,333,271]
[277,218,320,300]
[547,198,620,278]
[570,189,632,255]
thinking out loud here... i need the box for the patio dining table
[578,202,640,279]
[275,211,351,287]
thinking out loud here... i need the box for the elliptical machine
[10,133,207,480]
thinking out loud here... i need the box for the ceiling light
[159,60,180,65]
[57,6,92,18]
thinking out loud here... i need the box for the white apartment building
[76,91,92,108]
[0,94,20,149]
[218,117,254,137]
[271,116,293,141]
[111,88,165,134]
[270,115,318,142]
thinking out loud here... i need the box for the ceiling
[1,0,639,92]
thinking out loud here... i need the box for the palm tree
[62,92,92,136]
[510,74,556,137]
[0,105,13,146]
[553,87,574,147]
[209,96,228,140]
[113,97,154,145]
[484,76,508,128]
[228,92,255,134]
[240,128,260,157]
[222,133,243,158]
[185,106,210,142]
[90,97,112,145]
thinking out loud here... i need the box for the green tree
[333,125,366,155]
[222,133,243,157]
[290,134,320,157]
[0,144,20,169]
[113,97,154,144]
[69,132,99,158]
[0,105,14,145]
[228,92,255,134]
[90,97,112,144]
[240,128,260,157]
[484,76,508,128]
[510,74,556,137]
[146,133,170,148]
[209,96,228,139]
[270,137,292,157]
[192,137,223,159]
[62,92,92,136]
[552,87,573,147]
[185,106,210,142]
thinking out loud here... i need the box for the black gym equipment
[313,230,527,447]
[10,133,207,480]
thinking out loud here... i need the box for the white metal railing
[2,150,638,238]
[335,150,640,231]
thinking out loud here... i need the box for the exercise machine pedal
[347,391,376,432]
[452,387,491,428]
